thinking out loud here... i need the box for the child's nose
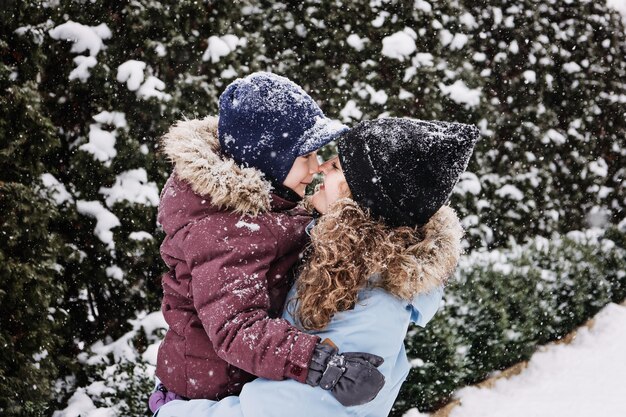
[308,155,320,174]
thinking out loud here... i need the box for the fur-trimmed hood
[160,116,273,216]
[403,204,464,295]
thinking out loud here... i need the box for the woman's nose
[318,161,332,174]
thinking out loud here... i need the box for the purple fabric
[155,174,320,400]
[149,385,184,413]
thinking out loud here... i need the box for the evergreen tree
[0,56,65,416]
[1,0,625,415]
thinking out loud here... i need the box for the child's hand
[306,342,385,407]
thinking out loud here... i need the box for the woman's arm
[156,288,424,417]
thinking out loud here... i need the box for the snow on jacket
[156,116,319,400]
[155,206,463,417]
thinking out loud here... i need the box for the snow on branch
[48,21,111,82]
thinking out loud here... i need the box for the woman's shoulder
[328,286,411,330]
[352,284,444,327]
[356,286,407,310]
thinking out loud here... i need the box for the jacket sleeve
[154,290,408,417]
[182,216,319,383]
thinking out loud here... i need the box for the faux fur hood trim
[160,116,272,216]
[403,205,464,295]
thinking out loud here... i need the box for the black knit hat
[338,118,479,227]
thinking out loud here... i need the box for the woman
[155,117,479,417]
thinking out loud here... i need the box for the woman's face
[311,157,349,213]
[283,152,319,197]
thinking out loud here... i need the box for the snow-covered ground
[405,302,626,417]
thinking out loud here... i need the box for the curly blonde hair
[293,198,462,331]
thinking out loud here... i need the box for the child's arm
[155,289,427,417]
[182,216,317,383]
[181,215,386,407]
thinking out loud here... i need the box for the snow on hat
[338,118,479,227]
[218,72,349,183]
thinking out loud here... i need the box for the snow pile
[439,30,468,50]
[563,62,582,73]
[40,173,74,205]
[80,311,166,366]
[459,12,478,29]
[80,124,117,165]
[523,70,536,83]
[607,0,626,29]
[340,99,363,122]
[48,21,111,56]
[414,0,432,13]
[54,312,167,417]
[137,76,172,101]
[48,21,111,82]
[116,60,146,90]
[412,53,434,67]
[69,55,97,82]
[14,21,55,45]
[440,303,626,417]
[365,84,388,105]
[382,28,417,61]
[129,231,153,241]
[93,111,127,129]
[202,35,246,63]
[99,168,160,208]
[235,220,261,232]
[495,184,524,201]
[75,200,120,250]
[52,388,117,417]
[587,158,609,178]
[454,172,481,196]
[542,129,567,145]
[117,60,171,101]
[404,53,435,81]
[439,80,481,108]
[346,34,367,51]
[372,11,390,28]
[79,111,127,166]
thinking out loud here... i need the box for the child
[151,73,385,411]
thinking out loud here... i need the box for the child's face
[282,152,320,196]
[311,157,350,214]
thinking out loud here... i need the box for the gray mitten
[306,342,385,407]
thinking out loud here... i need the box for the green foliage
[0,183,65,417]
[396,227,626,415]
[52,311,166,417]
[1,0,625,415]
[0,71,66,415]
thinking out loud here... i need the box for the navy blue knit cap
[218,72,349,183]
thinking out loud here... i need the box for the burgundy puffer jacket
[155,116,319,399]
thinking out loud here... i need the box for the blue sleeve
[408,286,444,327]
[155,397,243,417]
[156,289,414,417]
[156,381,351,417]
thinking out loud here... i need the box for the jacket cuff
[284,333,320,383]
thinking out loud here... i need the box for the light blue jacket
[156,285,443,417]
